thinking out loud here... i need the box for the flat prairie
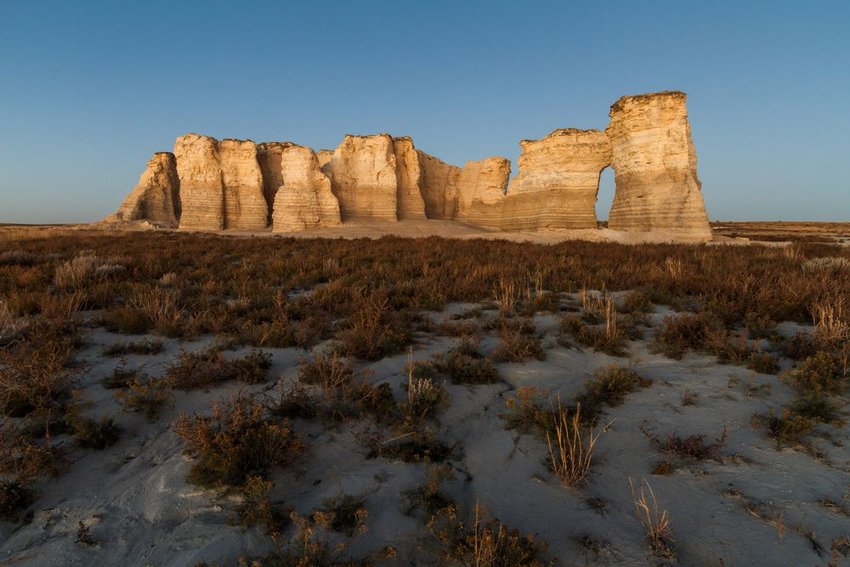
[0,226,848,566]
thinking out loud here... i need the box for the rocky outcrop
[506,129,611,229]
[325,134,398,222]
[257,142,294,222]
[416,151,461,220]
[218,139,268,231]
[113,152,180,224]
[606,91,711,239]
[316,149,333,171]
[174,134,224,231]
[272,145,341,232]
[116,91,712,241]
[393,137,427,220]
[454,158,511,221]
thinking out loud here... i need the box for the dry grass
[546,403,601,487]
[630,478,675,559]
[173,393,303,488]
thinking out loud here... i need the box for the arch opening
[595,166,615,227]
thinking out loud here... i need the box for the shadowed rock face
[271,144,341,232]
[116,91,712,240]
[174,134,224,231]
[416,150,461,220]
[325,134,399,222]
[257,142,297,222]
[606,91,711,239]
[393,137,427,220]
[113,152,180,224]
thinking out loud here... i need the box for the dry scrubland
[0,228,849,566]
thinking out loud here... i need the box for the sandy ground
[1,297,848,566]
[6,219,741,246]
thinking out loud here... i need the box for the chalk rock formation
[416,151,461,220]
[506,129,611,229]
[116,91,712,241]
[219,139,268,231]
[272,145,341,232]
[454,158,510,221]
[113,152,180,224]
[174,134,224,231]
[325,134,398,222]
[392,137,427,220]
[316,149,333,171]
[606,92,711,239]
[257,142,294,221]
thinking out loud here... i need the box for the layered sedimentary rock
[257,142,294,220]
[416,151,461,220]
[606,91,711,239]
[218,139,268,231]
[272,145,341,232]
[454,158,510,221]
[325,134,398,221]
[115,91,712,241]
[392,137,427,220]
[174,134,224,231]
[506,129,611,229]
[113,152,180,224]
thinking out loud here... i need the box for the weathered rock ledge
[112,91,712,240]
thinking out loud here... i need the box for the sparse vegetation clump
[433,503,552,567]
[115,375,173,420]
[492,318,546,362]
[432,338,500,384]
[102,338,164,356]
[575,365,652,421]
[173,393,303,488]
[166,347,271,390]
[630,478,676,559]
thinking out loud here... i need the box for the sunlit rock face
[113,152,180,225]
[325,134,399,222]
[174,133,225,231]
[116,91,712,241]
[218,139,268,231]
[453,157,511,224]
[606,91,711,240]
[271,144,341,232]
[393,137,427,220]
[506,128,612,229]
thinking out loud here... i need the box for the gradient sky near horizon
[1,1,849,224]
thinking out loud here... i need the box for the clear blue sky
[1,0,848,223]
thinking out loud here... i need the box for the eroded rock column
[219,139,268,230]
[114,152,180,224]
[416,150,461,219]
[506,128,611,229]
[175,134,225,231]
[325,134,399,221]
[393,137,427,220]
[606,91,711,240]
[272,145,341,232]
